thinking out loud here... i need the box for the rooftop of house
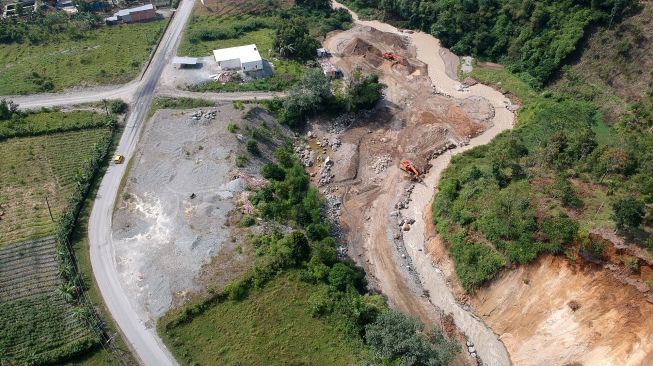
[212,44,262,64]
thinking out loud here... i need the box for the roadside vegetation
[0,101,130,364]
[0,13,166,95]
[340,0,638,87]
[160,146,457,365]
[180,0,351,92]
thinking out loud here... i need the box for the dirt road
[331,2,514,365]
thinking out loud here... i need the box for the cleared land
[160,272,368,366]
[0,20,166,95]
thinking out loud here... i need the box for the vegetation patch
[0,19,166,95]
[434,65,653,291]
[161,272,368,365]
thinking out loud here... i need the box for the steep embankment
[472,255,653,366]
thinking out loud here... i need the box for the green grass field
[160,272,368,366]
[0,20,166,95]
[0,127,112,245]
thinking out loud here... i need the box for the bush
[365,310,457,366]
[239,215,256,227]
[341,68,385,112]
[273,17,320,60]
[312,237,338,265]
[236,154,248,167]
[246,139,260,156]
[328,261,366,292]
[227,123,238,133]
[612,196,645,231]
[109,99,128,114]
[306,223,330,241]
[261,163,286,181]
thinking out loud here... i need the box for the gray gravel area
[112,106,245,319]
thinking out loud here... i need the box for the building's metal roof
[172,56,199,65]
[212,44,262,64]
[115,3,154,17]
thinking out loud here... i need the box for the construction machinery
[400,160,421,181]
[114,154,124,164]
[383,52,405,65]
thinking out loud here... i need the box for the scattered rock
[402,223,411,231]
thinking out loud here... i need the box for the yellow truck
[114,154,125,164]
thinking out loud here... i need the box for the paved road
[87,0,196,364]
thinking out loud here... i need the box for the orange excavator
[383,52,405,65]
[400,160,422,181]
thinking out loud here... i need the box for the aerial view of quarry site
[2,0,653,365]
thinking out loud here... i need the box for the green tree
[343,68,386,112]
[365,310,457,366]
[295,0,330,9]
[273,17,320,60]
[281,68,332,126]
[612,196,645,231]
[0,99,19,120]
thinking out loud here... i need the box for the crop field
[0,20,166,95]
[0,109,109,139]
[0,237,97,363]
[0,127,112,246]
[160,272,368,366]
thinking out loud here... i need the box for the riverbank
[329,1,515,365]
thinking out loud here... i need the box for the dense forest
[343,0,637,86]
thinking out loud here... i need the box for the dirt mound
[343,37,384,67]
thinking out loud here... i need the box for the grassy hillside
[0,20,166,95]
[434,57,652,291]
[552,1,653,122]
[161,272,368,366]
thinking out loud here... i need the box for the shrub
[109,99,128,114]
[328,261,366,292]
[365,310,457,366]
[239,215,256,227]
[236,154,248,167]
[612,196,645,231]
[261,163,286,181]
[227,123,238,133]
[306,223,330,241]
[246,139,260,156]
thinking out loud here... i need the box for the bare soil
[471,255,653,366]
[112,105,255,319]
[312,23,509,365]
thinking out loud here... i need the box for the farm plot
[0,237,97,363]
[0,20,166,95]
[0,127,112,246]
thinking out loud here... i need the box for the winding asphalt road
[86,0,197,364]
